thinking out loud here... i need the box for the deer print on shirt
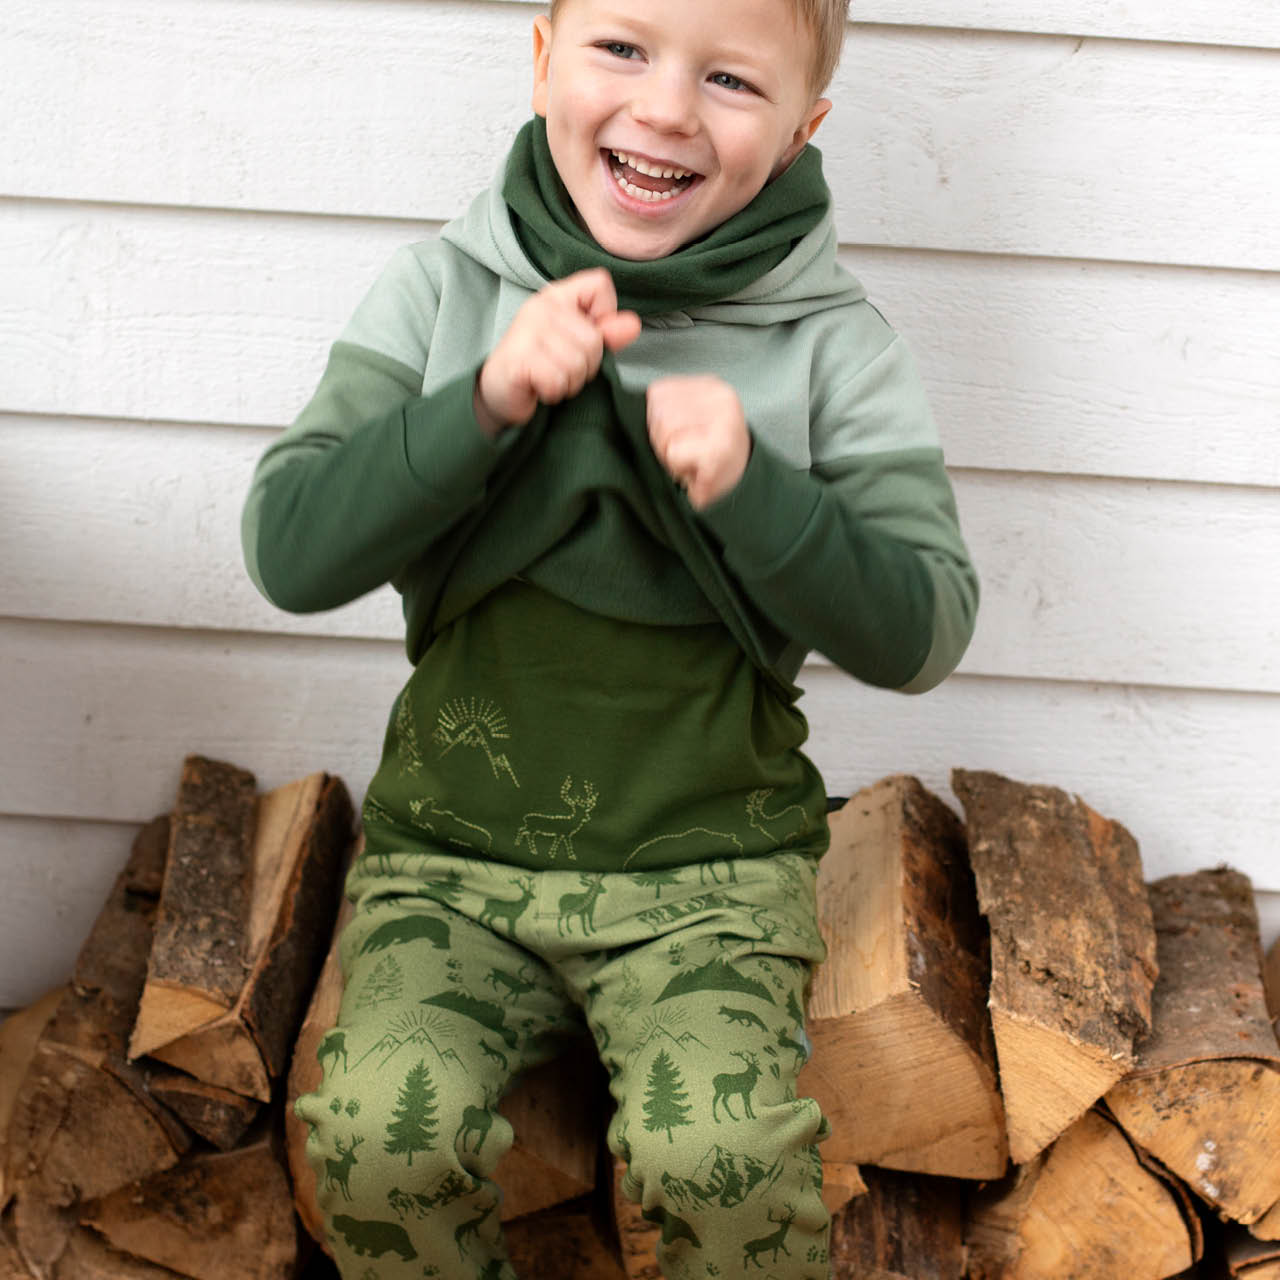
[745,789,811,847]
[515,777,598,864]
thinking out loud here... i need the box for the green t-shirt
[361,579,829,873]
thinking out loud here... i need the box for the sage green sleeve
[698,439,978,693]
[241,340,506,613]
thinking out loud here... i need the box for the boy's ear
[772,98,832,178]
[531,15,553,117]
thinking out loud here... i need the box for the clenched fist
[647,375,752,510]
[474,268,642,436]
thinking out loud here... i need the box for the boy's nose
[628,71,698,136]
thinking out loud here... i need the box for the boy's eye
[601,41,639,59]
[710,72,751,93]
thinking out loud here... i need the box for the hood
[439,146,867,328]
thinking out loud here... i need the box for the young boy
[242,0,977,1275]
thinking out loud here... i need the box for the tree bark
[828,1165,967,1280]
[138,772,355,1102]
[1105,868,1280,1227]
[951,769,1158,1163]
[130,758,257,1059]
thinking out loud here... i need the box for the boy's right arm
[242,259,637,614]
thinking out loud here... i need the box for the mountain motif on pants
[662,1142,784,1210]
[433,697,520,787]
[515,777,598,863]
[354,1009,465,1074]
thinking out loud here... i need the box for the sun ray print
[432,697,520,787]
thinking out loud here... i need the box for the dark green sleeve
[241,340,507,613]
[697,438,978,692]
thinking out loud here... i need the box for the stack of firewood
[4,757,1279,1278]
[807,772,1280,1280]
[0,757,355,1279]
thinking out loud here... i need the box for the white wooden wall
[2,0,1278,1010]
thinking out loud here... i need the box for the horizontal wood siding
[3,5,1278,268]
[1,0,1277,1002]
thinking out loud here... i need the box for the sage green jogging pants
[296,849,832,1280]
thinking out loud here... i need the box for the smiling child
[243,0,978,1275]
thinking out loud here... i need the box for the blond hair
[547,0,849,100]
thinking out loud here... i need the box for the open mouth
[604,149,702,203]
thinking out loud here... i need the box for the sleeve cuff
[402,364,513,498]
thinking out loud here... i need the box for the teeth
[611,150,693,180]
[611,165,681,201]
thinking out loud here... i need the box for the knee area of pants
[302,1080,512,1187]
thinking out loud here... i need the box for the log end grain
[1106,1059,1280,1225]
[991,1007,1129,1165]
[967,1109,1193,1280]
[82,1132,298,1280]
[804,991,1007,1179]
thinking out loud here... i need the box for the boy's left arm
[650,339,978,694]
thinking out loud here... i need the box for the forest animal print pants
[296,848,832,1280]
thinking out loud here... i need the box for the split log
[800,776,1007,1179]
[1106,869,1280,1226]
[0,1230,25,1280]
[828,1165,967,1280]
[80,1126,298,1280]
[130,757,257,1061]
[952,769,1158,1163]
[496,1046,605,1221]
[1225,1222,1280,1277]
[966,1108,1196,1280]
[820,1162,867,1217]
[144,1070,261,1151]
[4,817,191,1239]
[137,770,355,1102]
[53,1228,189,1279]
[0,991,62,1212]
[505,1195,627,1280]
[1253,1201,1280,1243]
[287,894,599,1251]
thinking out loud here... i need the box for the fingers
[647,375,751,510]
[599,309,642,352]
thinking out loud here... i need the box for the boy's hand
[474,268,641,437]
[647,375,752,510]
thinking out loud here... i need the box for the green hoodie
[241,148,977,696]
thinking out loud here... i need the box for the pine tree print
[357,953,404,1011]
[385,1058,438,1166]
[642,1049,693,1144]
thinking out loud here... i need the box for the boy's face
[531,0,831,261]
